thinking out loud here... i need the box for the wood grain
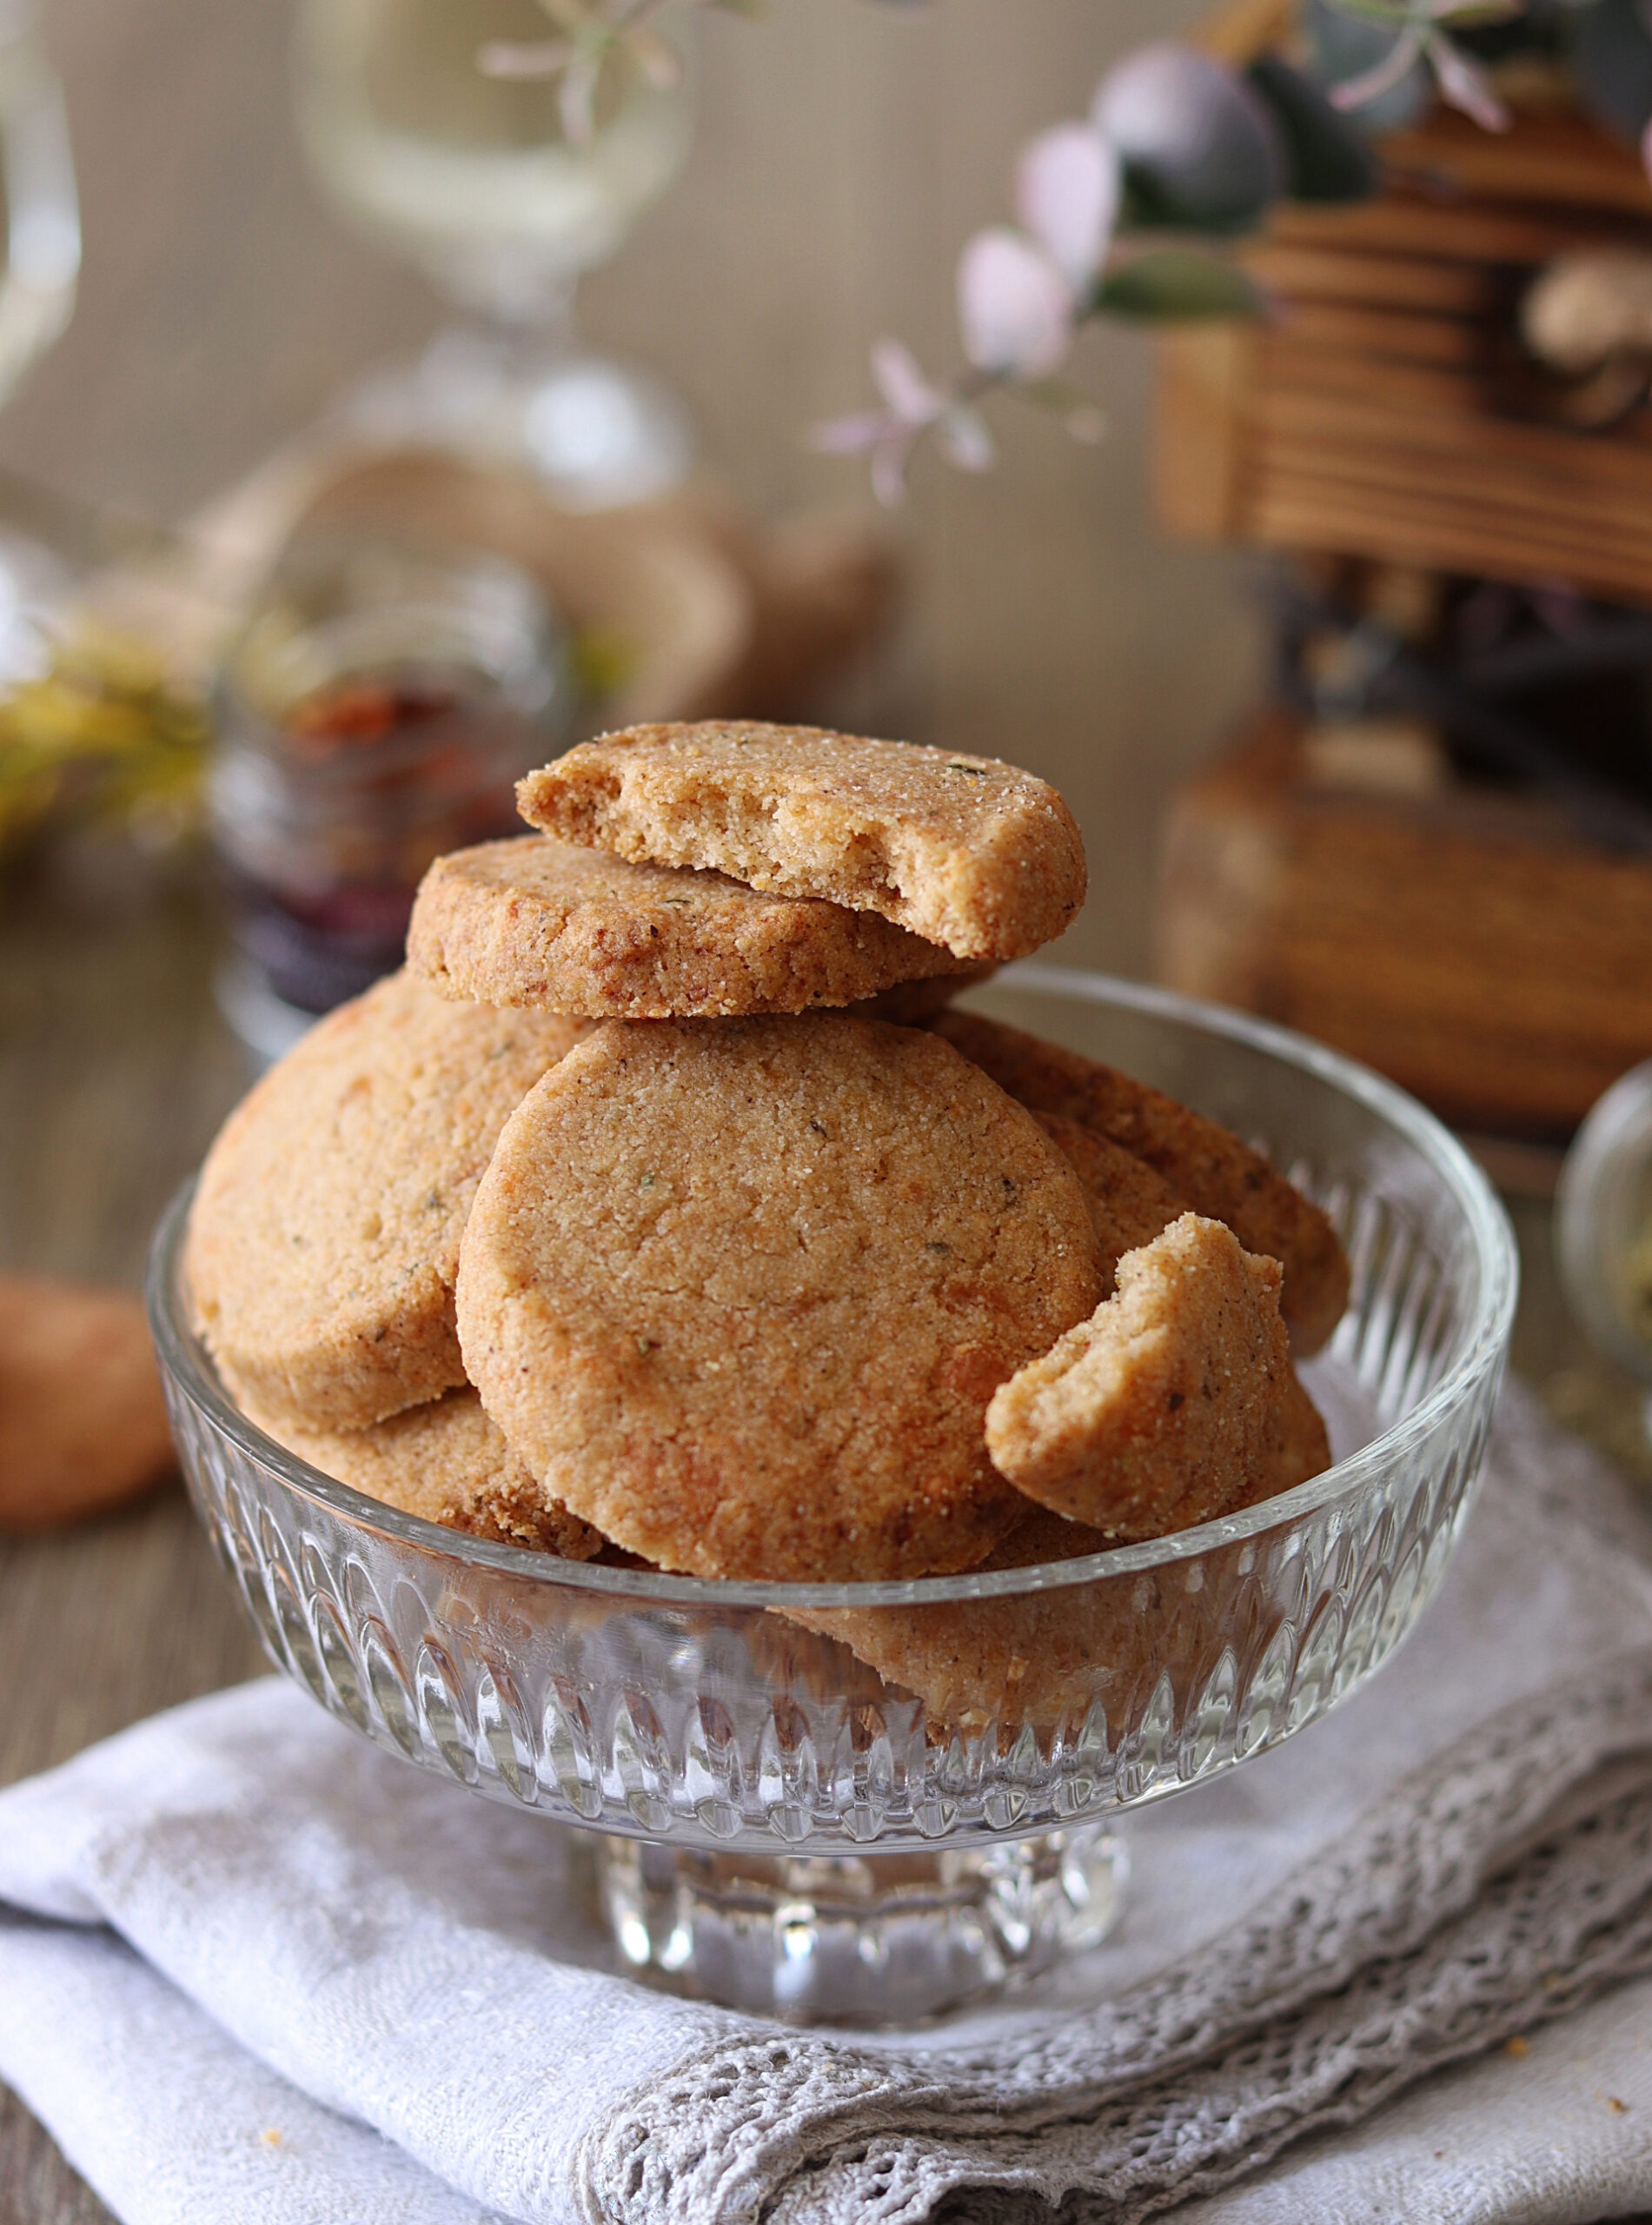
[1158,714,1652,1134]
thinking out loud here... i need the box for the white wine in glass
[295,0,695,508]
[0,2,78,681]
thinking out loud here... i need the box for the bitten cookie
[515,721,1087,961]
[407,836,963,1018]
[933,1011,1350,1353]
[185,971,588,1431]
[457,1013,1105,1582]
[985,1212,1292,1538]
[242,1386,606,1557]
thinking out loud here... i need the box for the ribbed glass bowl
[149,968,1516,2022]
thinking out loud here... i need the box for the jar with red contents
[211,534,567,1057]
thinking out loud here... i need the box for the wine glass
[0,1,78,683]
[293,0,695,511]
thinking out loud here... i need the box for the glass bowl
[148,967,1516,2023]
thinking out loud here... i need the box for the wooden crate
[1156,110,1652,604]
[1158,711,1652,1136]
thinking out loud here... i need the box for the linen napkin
[4,1379,1652,2225]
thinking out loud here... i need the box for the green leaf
[1090,250,1270,322]
[1246,53,1378,203]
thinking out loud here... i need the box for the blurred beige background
[0,0,1262,974]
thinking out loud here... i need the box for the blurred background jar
[293,0,695,509]
[211,533,567,1061]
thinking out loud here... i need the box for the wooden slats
[1244,241,1495,314]
[1159,714,1652,1134]
[1274,301,1484,369]
[1155,100,1652,601]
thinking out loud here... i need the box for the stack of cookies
[185,721,1349,1608]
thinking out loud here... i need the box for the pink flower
[1014,123,1119,292]
[1426,32,1509,132]
[812,339,992,506]
[957,228,1077,381]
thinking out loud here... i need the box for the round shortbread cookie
[242,1386,606,1558]
[457,1013,1105,1582]
[515,721,1087,961]
[186,971,588,1431]
[407,836,964,1019]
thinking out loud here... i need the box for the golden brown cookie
[407,836,963,1019]
[515,721,1087,961]
[185,971,588,1432]
[932,1011,1350,1353]
[1241,1367,1333,1509]
[0,1277,176,1531]
[242,1386,606,1557]
[985,1212,1292,1538]
[1032,1111,1186,1285]
[850,962,1000,1025]
[456,1013,1105,1581]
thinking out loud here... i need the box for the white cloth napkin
[5,1381,1652,2225]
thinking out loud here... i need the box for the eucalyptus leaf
[1247,52,1378,201]
[1095,44,1285,235]
[1091,250,1268,322]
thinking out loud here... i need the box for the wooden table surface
[4,1,1652,2218]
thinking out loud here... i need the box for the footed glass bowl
[148,969,1516,2024]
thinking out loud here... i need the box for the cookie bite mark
[456,1013,1105,1582]
[408,836,963,1018]
[985,1212,1293,1538]
[934,1010,1350,1354]
[184,971,589,1431]
[515,721,1087,961]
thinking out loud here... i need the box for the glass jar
[211,532,567,1057]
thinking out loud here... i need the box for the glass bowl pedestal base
[597,1825,1127,2022]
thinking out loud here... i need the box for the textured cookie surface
[985,1212,1292,1537]
[799,1361,1331,1730]
[1032,1112,1186,1286]
[934,1011,1350,1353]
[457,1013,1105,1581]
[408,836,962,1019]
[243,1387,606,1557]
[515,721,1087,961]
[186,972,588,1431]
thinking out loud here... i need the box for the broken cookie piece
[985,1212,1294,1538]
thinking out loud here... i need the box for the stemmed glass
[292,0,695,511]
[0,0,78,684]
